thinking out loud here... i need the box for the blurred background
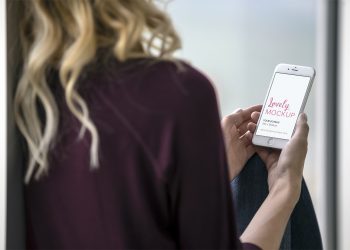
[165,0,348,249]
[1,0,349,249]
[167,0,320,236]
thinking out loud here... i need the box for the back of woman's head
[15,0,181,184]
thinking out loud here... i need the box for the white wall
[0,0,7,248]
[338,1,350,249]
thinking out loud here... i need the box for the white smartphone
[252,63,315,149]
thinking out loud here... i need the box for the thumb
[292,113,309,140]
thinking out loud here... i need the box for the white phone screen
[256,73,310,140]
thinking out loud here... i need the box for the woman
[15,0,320,249]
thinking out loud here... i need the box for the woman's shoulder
[130,58,217,106]
[145,59,215,95]
[138,59,218,114]
[87,56,215,91]
[81,57,218,116]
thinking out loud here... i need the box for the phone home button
[267,138,274,145]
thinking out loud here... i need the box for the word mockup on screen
[256,73,310,140]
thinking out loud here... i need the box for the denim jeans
[231,154,323,250]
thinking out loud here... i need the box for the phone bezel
[252,63,316,149]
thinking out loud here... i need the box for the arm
[240,178,299,250]
[240,113,309,250]
[168,68,247,249]
[221,106,262,180]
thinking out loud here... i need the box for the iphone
[252,64,315,149]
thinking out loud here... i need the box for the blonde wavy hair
[15,0,181,184]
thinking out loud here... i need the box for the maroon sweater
[25,59,260,249]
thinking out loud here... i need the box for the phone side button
[267,138,274,145]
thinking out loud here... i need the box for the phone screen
[256,73,311,140]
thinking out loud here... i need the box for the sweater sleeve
[167,66,261,250]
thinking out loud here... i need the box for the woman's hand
[241,112,309,250]
[221,105,262,181]
[248,112,309,197]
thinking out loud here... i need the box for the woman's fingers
[256,147,280,169]
[222,105,262,137]
[291,113,309,141]
[237,111,260,135]
[229,123,240,140]
[223,105,262,129]
[239,130,253,146]
[251,111,260,123]
[237,120,251,135]
[247,122,257,133]
[227,124,254,148]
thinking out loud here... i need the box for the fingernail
[300,113,308,122]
